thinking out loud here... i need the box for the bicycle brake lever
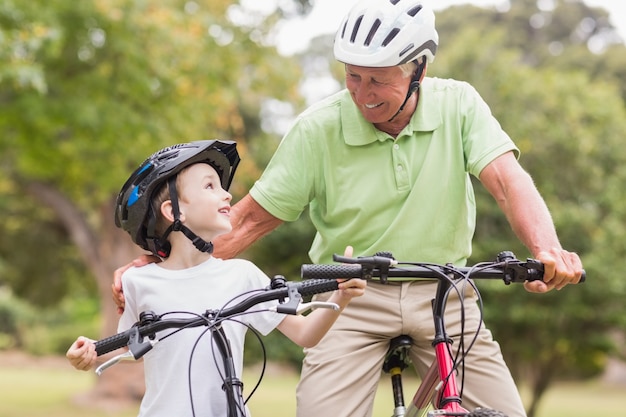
[296,301,339,314]
[502,259,544,284]
[95,350,134,375]
[95,325,157,375]
[95,339,157,376]
[269,301,339,315]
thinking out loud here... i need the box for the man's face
[344,64,411,124]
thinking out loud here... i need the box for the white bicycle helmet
[334,0,438,67]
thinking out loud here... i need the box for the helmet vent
[351,15,364,42]
[152,143,184,158]
[382,28,400,47]
[365,19,381,46]
[407,5,422,17]
[399,43,414,57]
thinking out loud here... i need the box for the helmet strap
[159,176,214,256]
[387,59,427,123]
[167,176,183,232]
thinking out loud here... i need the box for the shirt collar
[341,78,442,146]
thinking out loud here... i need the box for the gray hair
[399,59,423,78]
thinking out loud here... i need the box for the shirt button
[393,144,400,150]
[396,165,403,171]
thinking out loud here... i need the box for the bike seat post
[383,335,413,417]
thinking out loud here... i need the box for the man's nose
[354,82,372,103]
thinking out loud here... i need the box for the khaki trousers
[295,281,527,417]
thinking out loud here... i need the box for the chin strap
[387,59,427,123]
[159,176,214,256]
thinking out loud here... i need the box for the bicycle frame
[212,324,246,417]
[382,277,470,417]
[404,277,470,417]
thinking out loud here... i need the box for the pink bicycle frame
[405,277,470,417]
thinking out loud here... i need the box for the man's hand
[112,254,159,314]
[524,248,583,293]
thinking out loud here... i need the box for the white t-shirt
[118,257,286,417]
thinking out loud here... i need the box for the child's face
[176,163,233,239]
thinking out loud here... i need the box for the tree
[0,0,304,401]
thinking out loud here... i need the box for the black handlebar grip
[297,278,340,297]
[301,264,364,280]
[526,264,587,284]
[95,331,131,356]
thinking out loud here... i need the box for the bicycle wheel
[467,408,508,417]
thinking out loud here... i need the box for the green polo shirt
[250,77,518,264]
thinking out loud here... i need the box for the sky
[274,0,626,55]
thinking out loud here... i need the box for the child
[66,140,366,416]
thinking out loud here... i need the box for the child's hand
[335,245,366,300]
[66,336,97,371]
[337,277,366,299]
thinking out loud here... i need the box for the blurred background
[0,0,624,416]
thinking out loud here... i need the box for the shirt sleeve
[117,270,138,333]
[459,82,519,177]
[250,116,319,222]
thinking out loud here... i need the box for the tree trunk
[27,182,146,405]
[525,355,557,417]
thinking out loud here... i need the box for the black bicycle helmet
[115,140,240,258]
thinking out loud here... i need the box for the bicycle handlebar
[95,251,585,359]
[94,277,339,357]
[301,251,586,284]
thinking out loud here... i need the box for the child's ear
[161,200,185,222]
[161,200,175,223]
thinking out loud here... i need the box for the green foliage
[247,213,316,280]
[0,289,30,349]
[0,0,304,304]
[0,0,304,212]
[0,178,93,306]
[0,287,100,355]
[16,293,99,356]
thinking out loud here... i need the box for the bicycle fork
[427,277,468,416]
[212,325,246,417]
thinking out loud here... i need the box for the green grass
[519,380,626,417]
[245,372,626,417]
[0,353,623,417]
[0,366,136,417]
